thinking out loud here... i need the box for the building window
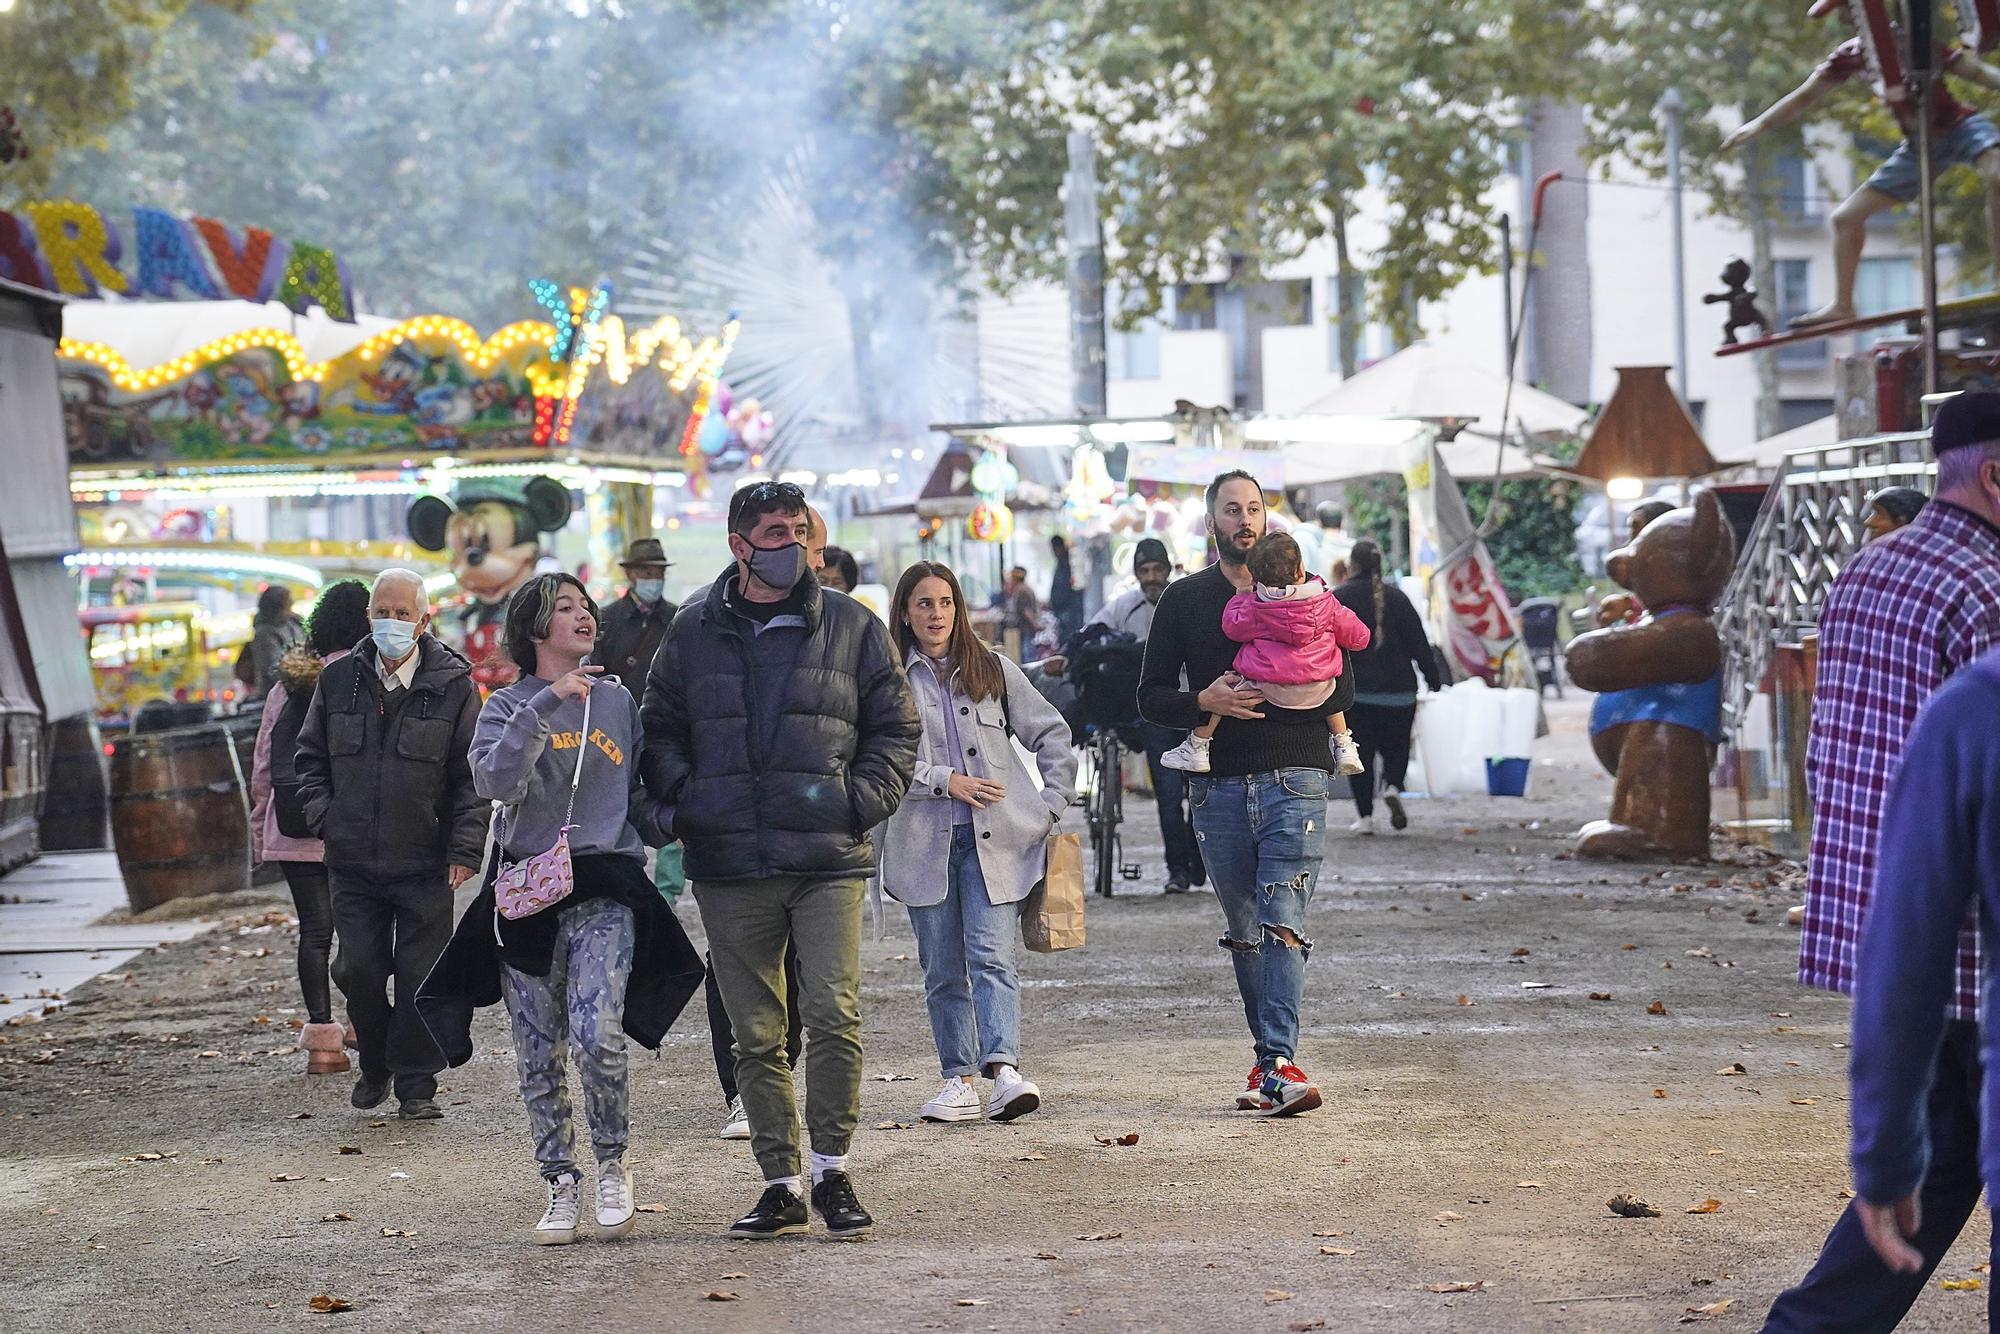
[1779,397,1835,431]
[1773,258,1826,368]
[1172,283,1219,331]
[1854,256,1917,317]
[1774,153,1820,224]
[1106,286,1165,381]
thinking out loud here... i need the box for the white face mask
[632,578,665,604]
[370,618,419,661]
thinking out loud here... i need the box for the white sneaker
[1331,731,1365,777]
[1161,734,1212,773]
[719,1095,751,1141]
[986,1065,1041,1122]
[1349,815,1376,835]
[595,1159,635,1237]
[534,1172,582,1245]
[920,1076,984,1123]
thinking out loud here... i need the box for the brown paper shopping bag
[1021,831,1086,953]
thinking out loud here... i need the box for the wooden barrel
[109,725,252,912]
[40,714,110,851]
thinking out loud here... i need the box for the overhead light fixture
[1606,476,1646,501]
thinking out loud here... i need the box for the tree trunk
[1331,201,1359,378]
[1743,141,1783,441]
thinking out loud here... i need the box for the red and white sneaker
[1234,1064,1266,1110]
[1254,1063,1322,1117]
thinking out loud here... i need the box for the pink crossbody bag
[494,689,590,921]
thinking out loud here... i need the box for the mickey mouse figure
[407,476,574,689]
[1702,257,1772,346]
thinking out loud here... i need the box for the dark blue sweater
[1849,653,2000,1203]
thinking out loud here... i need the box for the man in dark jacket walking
[641,480,919,1241]
[595,537,676,698]
[295,569,485,1121]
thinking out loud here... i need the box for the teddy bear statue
[1563,490,1736,860]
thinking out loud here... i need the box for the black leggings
[1346,702,1418,818]
[280,861,335,1024]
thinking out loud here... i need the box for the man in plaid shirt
[1767,390,2000,1331]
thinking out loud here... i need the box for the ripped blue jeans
[1188,768,1328,1069]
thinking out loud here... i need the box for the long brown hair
[891,560,1006,704]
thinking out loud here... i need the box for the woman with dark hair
[249,583,305,697]
[1332,540,1442,834]
[881,561,1075,1125]
[248,578,371,1074]
[819,546,861,594]
[454,572,694,1245]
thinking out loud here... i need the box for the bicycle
[1080,722,1142,897]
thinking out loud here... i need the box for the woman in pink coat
[1163,531,1371,775]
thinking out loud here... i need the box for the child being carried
[1164,531,1369,776]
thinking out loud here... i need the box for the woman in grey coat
[882,561,1076,1126]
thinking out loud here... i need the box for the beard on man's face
[1216,522,1259,564]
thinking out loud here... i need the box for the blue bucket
[1485,757,1530,797]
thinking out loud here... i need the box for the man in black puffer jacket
[295,570,486,1121]
[641,481,918,1242]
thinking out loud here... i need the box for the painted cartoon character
[354,344,430,416]
[407,476,574,690]
[1564,491,1737,860]
[279,380,321,422]
[216,365,276,447]
[412,381,473,443]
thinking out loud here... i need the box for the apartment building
[976,107,1922,461]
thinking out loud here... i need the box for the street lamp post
[1660,88,1690,404]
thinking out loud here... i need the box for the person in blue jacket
[1847,647,2000,1325]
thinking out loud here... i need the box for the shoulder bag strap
[560,688,591,830]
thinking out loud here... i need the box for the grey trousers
[499,897,636,1180]
[693,875,866,1181]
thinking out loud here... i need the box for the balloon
[698,411,731,455]
[715,382,734,416]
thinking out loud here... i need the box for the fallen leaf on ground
[129,1152,175,1162]
[955,1299,991,1307]
[307,1295,352,1314]
[889,954,910,961]
[1092,1133,1140,1147]
[1647,1000,1670,1016]
[1687,1199,1723,1215]
[1681,1299,1734,1321]
[1263,1290,1295,1302]
[1288,1322,1327,1332]
[1588,992,1613,1001]
[319,1213,353,1223]
[269,1174,303,1183]
[1686,947,1714,959]
[1076,1231,1122,1241]
[1521,982,1553,990]
[1033,1252,1060,1260]
[1653,1089,1669,1099]
[1426,1281,1486,1294]
[1941,1279,1983,1292]
[380,1228,415,1238]
[871,1074,915,1082]
[1510,947,1531,957]
[287,1112,313,1120]
[1791,1098,1818,1106]
[719,1272,747,1279]
[1320,1246,1358,1256]
[1017,1152,1049,1161]
[198,1051,222,1059]
[1433,1211,1466,1223]
[1622,943,1638,950]
[1607,1194,1662,1218]
[1715,1063,1747,1077]
[636,1204,669,1213]
[874,1121,911,1131]
[1457,995,1473,1006]
[1516,1181,1545,1189]
[704,1291,740,1302]
[337,1146,364,1155]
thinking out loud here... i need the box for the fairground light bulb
[1606,476,1645,501]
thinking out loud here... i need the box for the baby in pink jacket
[1164,531,1370,776]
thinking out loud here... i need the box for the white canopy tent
[1298,342,1590,442]
[1712,413,1838,474]
[1252,415,1543,485]
[59,298,399,367]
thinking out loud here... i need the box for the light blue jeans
[908,824,1022,1078]
[1189,768,1329,1069]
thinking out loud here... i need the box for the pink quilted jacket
[1221,579,1371,686]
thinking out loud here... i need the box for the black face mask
[745,539,808,592]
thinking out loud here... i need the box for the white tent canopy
[1255,415,1543,485]
[1298,342,1589,441]
[1715,413,1837,473]
[60,298,400,368]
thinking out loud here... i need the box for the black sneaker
[728,1184,808,1240]
[1383,787,1409,831]
[1163,878,1189,895]
[351,1074,389,1110]
[810,1170,874,1237]
[397,1097,442,1121]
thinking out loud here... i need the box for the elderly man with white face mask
[294,569,486,1121]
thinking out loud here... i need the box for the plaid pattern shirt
[1801,501,2000,1019]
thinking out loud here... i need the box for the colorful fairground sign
[58,280,740,469]
[1,199,356,320]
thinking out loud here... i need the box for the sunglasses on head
[743,481,805,505]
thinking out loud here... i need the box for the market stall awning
[1713,413,1837,473]
[1296,342,1588,440]
[61,297,400,368]
[1253,416,1540,484]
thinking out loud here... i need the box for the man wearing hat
[1768,390,2000,1329]
[597,538,676,699]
